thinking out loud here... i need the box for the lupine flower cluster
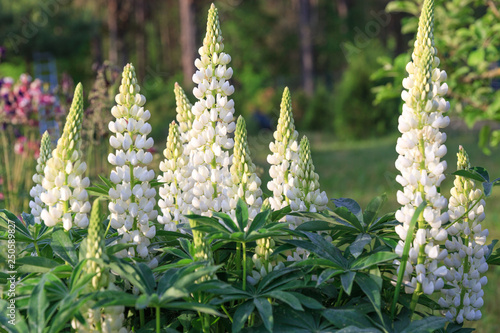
[40,83,90,230]
[185,4,236,216]
[158,121,190,231]
[29,131,52,224]
[107,64,157,260]
[393,0,490,324]
[287,136,328,227]
[229,116,263,220]
[394,0,450,296]
[267,87,299,211]
[439,146,488,322]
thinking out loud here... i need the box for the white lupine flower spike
[394,0,450,303]
[186,3,236,217]
[29,131,52,224]
[158,121,190,231]
[174,82,195,144]
[288,136,328,227]
[229,116,263,221]
[108,63,157,260]
[439,146,488,323]
[40,83,90,230]
[267,87,299,211]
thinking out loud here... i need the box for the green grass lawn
[250,127,500,333]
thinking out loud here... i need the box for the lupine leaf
[28,274,49,333]
[235,198,249,231]
[340,271,356,295]
[50,229,78,267]
[254,297,273,332]
[400,316,447,332]
[232,301,255,333]
[322,308,372,329]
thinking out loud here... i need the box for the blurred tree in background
[0,0,498,142]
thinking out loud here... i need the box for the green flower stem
[242,242,247,291]
[391,201,427,318]
[221,305,233,323]
[140,309,145,327]
[444,194,485,230]
[33,241,41,257]
[156,306,160,333]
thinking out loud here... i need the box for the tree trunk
[299,0,314,96]
[135,0,146,80]
[179,0,196,88]
[108,0,118,65]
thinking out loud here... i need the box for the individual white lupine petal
[108,64,156,263]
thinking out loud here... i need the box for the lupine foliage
[1,2,500,333]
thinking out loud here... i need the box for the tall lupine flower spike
[72,200,129,333]
[229,116,263,220]
[439,146,488,323]
[174,82,195,143]
[158,121,190,231]
[187,3,236,216]
[394,0,450,299]
[108,63,157,260]
[40,83,90,230]
[287,136,328,227]
[29,131,52,224]
[267,87,299,211]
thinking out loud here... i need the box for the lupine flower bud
[189,216,214,282]
[174,82,195,144]
[72,199,129,333]
[440,146,488,323]
[185,4,236,218]
[394,0,449,297]
[40,83,90,230]
[29,131,52,224]
[108,64,157,260]
[229,116,263,221]
[267,87,299,211]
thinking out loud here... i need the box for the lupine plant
[1,2,500,333]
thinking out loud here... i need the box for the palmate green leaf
[316,268,344,286]
[270,205,291,222]
[288,292,324,310]
[267,290,303,311]
[16,257,60,273]
[400,316,447,333]
[28,274,49,333]
[332,198,363,221]
[254,297,273,332]
[257,267,301,293]
[295,220,335,232]
[303,231,348,267]
[246,210,270,234]
[333,207,365,232]
[351,252,399,270]
[109,259,155,295]
[47,293,93,333]
[86,186,109,196]
[93,290,138,308]
[232,300,255,333]
[336,327,381,333]
[348,233,372,258]
[340,271,356,295]
[355,273,382,321]
[235,198,249,231]
[0,209,33,241]
[155,230,193,239]
[212,211,240,232]
[451,170,486,182]
[270,307,335,333]
[162,301,222,316]
[50,229,78,267]
[363,194,387,227]
[322,308,373,329]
